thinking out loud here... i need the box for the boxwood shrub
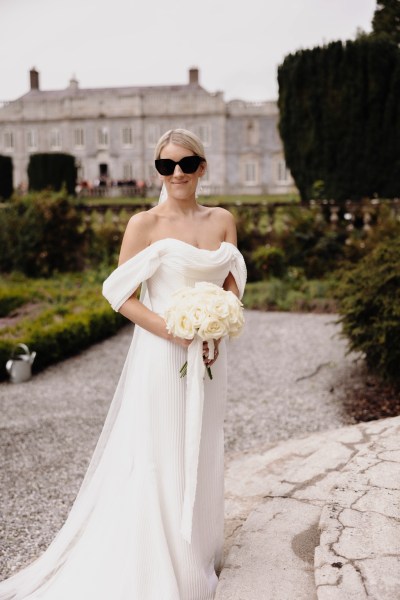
[335,238,400,383]
[0,272,127,381]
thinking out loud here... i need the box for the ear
[199,161,207,177]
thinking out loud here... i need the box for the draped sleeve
[229,246,247,299]
[102,245,161,311]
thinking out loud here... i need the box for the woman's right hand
[169,335,192,349]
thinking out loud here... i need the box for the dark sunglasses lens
[155,156,203,175]
[155,159,175,176]
[179,156,202,173]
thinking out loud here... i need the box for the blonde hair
[154,128,206,160]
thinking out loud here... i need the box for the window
[147,124,160,146]
[277,159,290,183]
[122,127,133,146]
[74,128,85,148]
[98,126,109,148]
[196,124,211,146]
[4,131,14,151]
[123,163,134,180]
[76,159,85,181]
[246,121,259,146]
[244,161,259,185]
[50,129,61,150]
[27,130,37,150]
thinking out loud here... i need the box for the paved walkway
[0,311,370,582]
[217,415,400,600]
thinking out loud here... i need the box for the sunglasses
[155,155,204,176]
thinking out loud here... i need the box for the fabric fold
[102,245,161,311]
[180,334,206,543]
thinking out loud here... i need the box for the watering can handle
[11,343,31,359]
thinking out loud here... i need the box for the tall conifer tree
[372,0,400,45]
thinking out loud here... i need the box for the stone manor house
[0,68,295,195]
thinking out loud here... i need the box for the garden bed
[0,271,126,381]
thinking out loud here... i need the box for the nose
[173,163,184,176]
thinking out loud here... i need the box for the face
[159,142,206,201]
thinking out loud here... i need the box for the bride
[0,129,247,600]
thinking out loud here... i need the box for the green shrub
[0,190,85,276]
[335,238,400,383]
[250,245,287,279]
[85,212,126,267]
[28,153,77,195]
[0,271,126,381]
[0,155,13,200]
[0,289,30,317]
[243,276,337,312]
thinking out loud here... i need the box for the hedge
[335,237,400,383]
[0,272,127,381]
[0,191,85,276]
[28,153,77,195]
[0,155,13,200]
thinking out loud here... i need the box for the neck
[164,194,199,215]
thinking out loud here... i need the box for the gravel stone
[0,311,362,579]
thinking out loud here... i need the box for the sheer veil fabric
[0,189,247,600]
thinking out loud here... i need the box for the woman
[0,129,246,600]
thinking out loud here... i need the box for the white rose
[227,311,245,337]
[197,315,229,341]
[207,296,231,320]
[187,304,208,329]
[169,312,196,339]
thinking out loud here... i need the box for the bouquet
[164,282,244,379]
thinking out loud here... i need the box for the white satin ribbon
[180,334,209,543]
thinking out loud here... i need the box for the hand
[165,330,192,348]
[203,339,221,367]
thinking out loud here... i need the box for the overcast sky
[1,0,376,102]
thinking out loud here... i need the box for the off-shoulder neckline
[147,238,237,252]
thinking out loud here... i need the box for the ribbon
[180,334,206,543]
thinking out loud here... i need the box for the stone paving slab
[315,420,400,600]
[217,416,400,600]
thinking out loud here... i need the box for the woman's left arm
[222,210,240,298]
[205,210,240,367]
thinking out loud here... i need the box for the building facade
[0,68,295,195]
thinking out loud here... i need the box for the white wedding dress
[0,238,246,600]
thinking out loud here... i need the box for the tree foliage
[372,0,400,46]
[278,37,400,202]
[0,155,13,200]
[28,153,77,195]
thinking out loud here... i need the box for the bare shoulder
[208,205,234,219]
[118,210,157,265]
[207,206,237,244]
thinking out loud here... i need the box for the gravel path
[0,311,362,578]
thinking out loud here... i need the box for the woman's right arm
[115,213,190,348]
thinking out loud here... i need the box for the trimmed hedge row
[0,155,13,200]
[0,273,127,381]
[28,153,77,196]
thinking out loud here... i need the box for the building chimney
[189,67,199,85]
[69,75,79,90]
[30,68,40,91]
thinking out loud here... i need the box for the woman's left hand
[202,339,221,367]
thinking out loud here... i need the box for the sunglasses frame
[155,155,204,176]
